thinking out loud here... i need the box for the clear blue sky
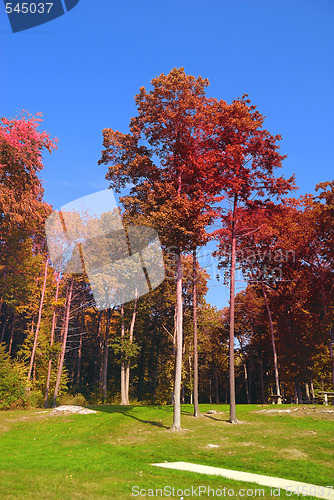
[1,0,333,309]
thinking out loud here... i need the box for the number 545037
[5,3,53,14]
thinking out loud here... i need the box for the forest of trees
[0,70,333,426]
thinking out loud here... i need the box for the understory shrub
[59,393,88,406]
[0,344,28,410]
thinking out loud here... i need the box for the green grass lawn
[0,404,333,499]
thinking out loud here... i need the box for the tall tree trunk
[137,345,145,401]
[76,331,83,386]
[94,312,102,391]
[171,250,183,430]
[237,336,250,404]
[44,271,60,408]
[305,382,310,403]
[0,316,8,343]
[259,357,265,404]
[99,311,106,394]
[153,346,159,401]
[101,308,111,403]
[125,290,138,404]
[228,193,238,423]
[8,315,16,356]
[248,340,254,404]
[261,281,281,403]
[52,278,73,407]
[243,357,250,404]
[56,307,67,372]
[120,304,128,405]
[329,339,334,391]
[214,366,220,404]
[153,328,160,402]
[295,379,302,404]
[28,258,48,381]
[192,248,201,417]
[310,379,315,402]
[188,352,193,404]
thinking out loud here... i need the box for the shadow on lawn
[203,414,229,422]
[88,404,170,429]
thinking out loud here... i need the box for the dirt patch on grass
[279,448,308,460]
[239,441,258,447]
[255,406,334,419]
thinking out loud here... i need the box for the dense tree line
[0,72,333,422]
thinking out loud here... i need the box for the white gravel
[49,405,97,415]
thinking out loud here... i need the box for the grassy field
[0,403,333,499]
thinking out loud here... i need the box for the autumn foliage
[0,73,333,416]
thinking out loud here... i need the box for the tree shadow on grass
[203,414,229,423]
[88,404,170,429]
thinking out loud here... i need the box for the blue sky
[1,0,333,309]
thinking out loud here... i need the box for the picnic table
[317,391,334,405]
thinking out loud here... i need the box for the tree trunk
[44,271,60,408]
[228,194,238,423]
[52,278,73,407]
[192,248,201,417]
[248,340,254,404]
[214,366,220,404]
[259,357,265,404]
[28,258,48,381]
[125,290,138,404]
[305,382,310,403]
[171,250,183,430]
[137,345,145,401]
[0,316,8,344]
[120,304,128,405]
[261,281,281,403]
[310,379,315,402]
[238,336,250,404]
[76,331,83,386]
[188,352,193,404]
[8,314,19,356]
[94,312,102,391]
[329,339,334,391]
[101,308,111,403]
[295,379,302,404]
[153,342,159,402]
[243,357,250,404]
